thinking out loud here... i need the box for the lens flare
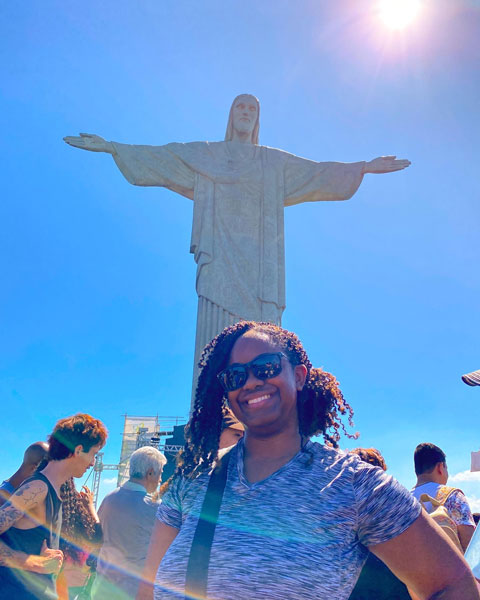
[378,0,421,30]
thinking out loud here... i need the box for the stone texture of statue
[64,94,410,395]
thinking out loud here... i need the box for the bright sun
[378,0,421,30]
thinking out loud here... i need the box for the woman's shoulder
[305,442,373,481]
[308,441,358,465]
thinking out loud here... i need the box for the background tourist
[93,446,166,600]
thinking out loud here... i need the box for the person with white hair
[92,446,167,600]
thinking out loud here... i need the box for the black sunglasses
[217,352,286,392]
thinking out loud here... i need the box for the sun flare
[378,0,421,30]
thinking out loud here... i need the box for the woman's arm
[136,520,179,600]
[371,511,479,599]
[458,524,475,553]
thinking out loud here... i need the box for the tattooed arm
[0,480,48,534]
[0,481,63,574]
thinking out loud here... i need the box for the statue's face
[232,96,258,138]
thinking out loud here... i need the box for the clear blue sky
[1,0,479,505]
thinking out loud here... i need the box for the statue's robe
[111,140,365,378]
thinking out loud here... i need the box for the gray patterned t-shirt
[155,440,420,600]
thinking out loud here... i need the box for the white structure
[64,94,410,400]
[91,415,185,506]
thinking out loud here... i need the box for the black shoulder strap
[184,451,231,600]
[44,482,56,549]
[23,473,61,549]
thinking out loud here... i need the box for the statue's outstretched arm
[363,155,411,174]
[63,133,114,154]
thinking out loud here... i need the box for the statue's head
[225,94,260,145]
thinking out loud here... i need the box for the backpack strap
[419,493,437,506]
[184,451,231,600]
[419,493,450,509]
[435,486,462,506]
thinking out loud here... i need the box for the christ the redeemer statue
[65,93,410,379]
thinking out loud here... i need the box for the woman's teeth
[247,394,270,405]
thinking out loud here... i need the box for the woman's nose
[243,367,263,389]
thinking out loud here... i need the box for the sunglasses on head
[217,352,286,392]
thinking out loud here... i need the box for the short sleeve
[445,490,475,527]
[353,461,421,548]
[156,476,184,530]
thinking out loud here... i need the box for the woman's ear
[294,364,308,390]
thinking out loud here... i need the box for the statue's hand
[63,133,113,153]
[364,156,411,174]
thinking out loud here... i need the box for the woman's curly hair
[350,447,387,471]
[59,478,101,562]
[176,321,358,478]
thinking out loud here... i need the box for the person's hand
[364,156,411,174]
[79,485,94,508]
[79,485,100,520]
[63,133,114,154]
[24,540,63,574]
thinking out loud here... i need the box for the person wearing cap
[462,370,480,386]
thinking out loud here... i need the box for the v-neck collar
[235,438,313,489]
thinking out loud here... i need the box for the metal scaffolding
[91,452,119,507]
[90,415,186,507]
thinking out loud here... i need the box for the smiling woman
[136,322,479,600]
[182,321,357,479]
